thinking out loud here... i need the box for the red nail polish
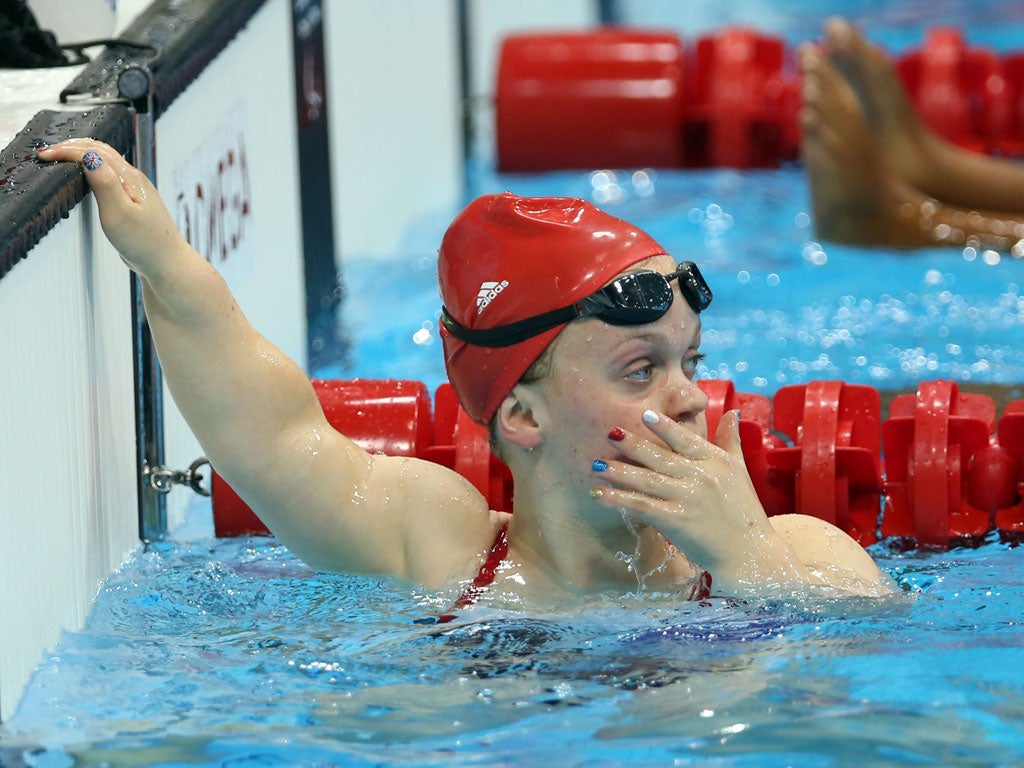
[608,427,625,441]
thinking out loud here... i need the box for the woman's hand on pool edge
[37,139,188,280]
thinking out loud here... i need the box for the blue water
[618,0,1024,52]
[337,163,1024,400]
[3,534,1024,766]
[6,4,1024,765]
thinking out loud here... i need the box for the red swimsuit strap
[435,525,711,623]
[436,522,509,623]
[688,569,713,600]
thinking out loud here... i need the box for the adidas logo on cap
[476,280,509,314]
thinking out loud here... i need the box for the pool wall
[0,0,311,721]
[0,0,601,723]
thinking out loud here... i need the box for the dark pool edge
[0,0,270,284]
[60,0,269,119]
[0,107,133,283]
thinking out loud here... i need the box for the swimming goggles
[441,261,713,348]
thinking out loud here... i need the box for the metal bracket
[145,458,212,497]
[125,65,168,543]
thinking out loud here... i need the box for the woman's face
[527,254,709,472]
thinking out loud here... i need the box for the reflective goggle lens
[579,270,675,324]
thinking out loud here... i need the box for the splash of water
[615,510,678,592]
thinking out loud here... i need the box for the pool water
[4,533,1024,766]
[339,163,1024,403]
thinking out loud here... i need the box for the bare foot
[802,18,1024,250]
[820,17,943,200]
[799,42,934,247]
[827,16,1024,218]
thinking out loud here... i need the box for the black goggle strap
[440,261,712,349]
[440,303,579,348]
[438,282,647,349]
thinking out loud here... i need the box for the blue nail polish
[642,409,660,425]
[82,151,103,171]
[592,459,608,472]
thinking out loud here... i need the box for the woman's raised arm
[37,140,498,586]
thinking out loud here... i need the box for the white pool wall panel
[0,207,138,722]
[322,1,597,260]
[0,0,306,722]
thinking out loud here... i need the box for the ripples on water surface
[2,534,1023,766]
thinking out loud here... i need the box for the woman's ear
[494,384,544,450]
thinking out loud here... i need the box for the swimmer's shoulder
[769,513,898,596]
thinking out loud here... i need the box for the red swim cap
[439,192,667,424]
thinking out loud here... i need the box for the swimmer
[800,17,1024,251]
[36,139,897,609]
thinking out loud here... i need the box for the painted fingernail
[642,409,660,425]
[592,459,608,472]
[82,151,103,170]
[590,487,604,499]
[608,427,625,441]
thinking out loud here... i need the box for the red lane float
[212,378,1024,550]
[999,54,1024,156]
[682,27,799,167]
[992,401,1024,540]
[761,382,883,546]
[881,381,996,547]
[420,383,513,514]
[896,28,1008,154]
[495,26,1024,171]
[698,379,783,517]
[496,30,686,172]
[213,379,434,537]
